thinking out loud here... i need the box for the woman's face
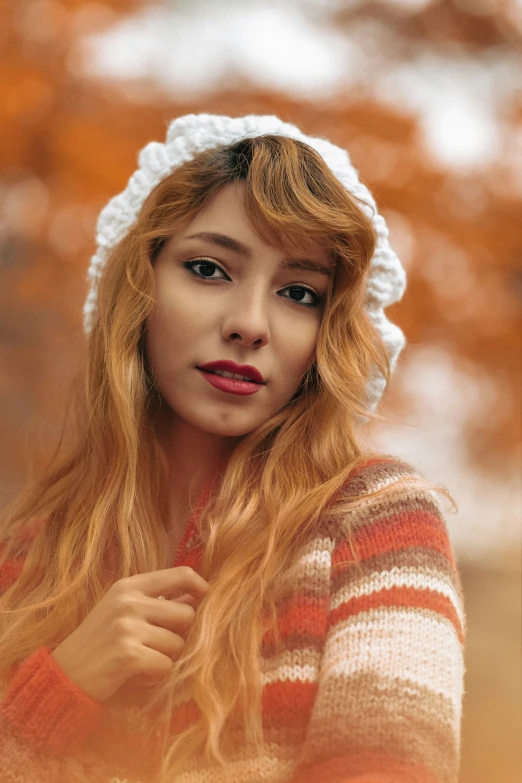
[145,180,333,440]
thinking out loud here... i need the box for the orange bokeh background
[0,1,520,780]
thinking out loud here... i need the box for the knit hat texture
[84,113,407,412]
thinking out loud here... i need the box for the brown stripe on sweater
[302,669,460,783]
[262,721,311,749]
[330,545,463,595]
[330,486,447,536]
[261,644,322,675]
[339,458,418,500]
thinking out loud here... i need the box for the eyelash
[183,258,323,309]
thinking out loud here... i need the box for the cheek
[153,275,203,333]
[144,307,178,372]
[285,324,319,372]
[148,278,187,337]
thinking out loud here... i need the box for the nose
[221,286,270,348]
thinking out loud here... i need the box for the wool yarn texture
[0,457,465,783]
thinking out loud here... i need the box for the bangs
[223,135,373,270]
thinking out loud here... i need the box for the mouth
[197,367,264,396]
[198,368,262,384]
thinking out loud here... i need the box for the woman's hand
[50,567,209,703]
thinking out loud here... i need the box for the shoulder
[338,454,434,498]
[331,454,456,549]
[327,455,466,642]
[301,454,455,564]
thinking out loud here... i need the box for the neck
[155,409,239,543]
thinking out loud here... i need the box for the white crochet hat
[84,113,407,412]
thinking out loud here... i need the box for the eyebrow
[185,231,333,277]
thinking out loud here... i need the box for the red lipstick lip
[197,361,265,384]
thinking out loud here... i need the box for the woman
[0,114,465,783]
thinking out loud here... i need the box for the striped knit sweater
[0,457,466,783]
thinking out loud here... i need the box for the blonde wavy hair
[0,135,455,780]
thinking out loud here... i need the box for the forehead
[179,181,334,262]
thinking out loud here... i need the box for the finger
[134,567,210,601]
[173,594,198,606]
[145,597,196,635]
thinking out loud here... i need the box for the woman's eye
[183,259,323,309]
[184,259,227,280]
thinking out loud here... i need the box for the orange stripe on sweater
[329,585,464,643]
[262,680,317,727]
[291,753,440,783]
[335,510,455,566]
[262,594,329,645]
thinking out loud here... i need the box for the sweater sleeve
[0,536,106,773]
[292,465,466,783]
